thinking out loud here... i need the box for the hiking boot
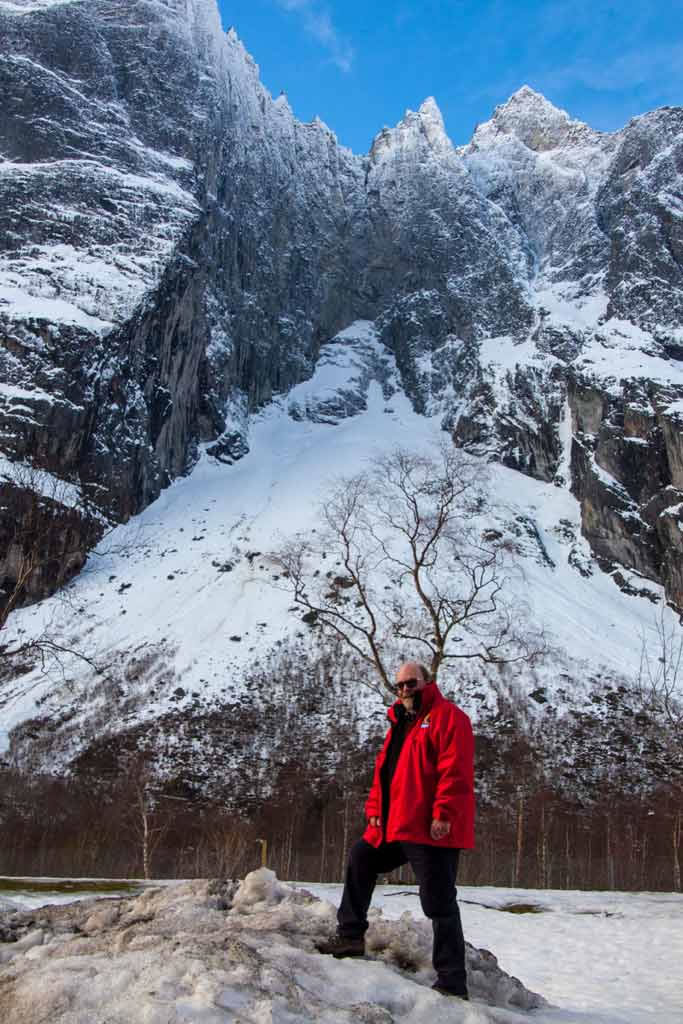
[316,934,365,958]
[432,983,469,1000]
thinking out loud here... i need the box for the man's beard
[401,690,423,715]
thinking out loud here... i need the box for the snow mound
[0,869,545,1022]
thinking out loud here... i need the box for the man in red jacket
[318,660,475,1000]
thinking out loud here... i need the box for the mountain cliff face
[455,88,683,607]
[1,0,682,613]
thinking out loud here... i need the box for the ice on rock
[0,871,545,1022]
[285,322,395,424]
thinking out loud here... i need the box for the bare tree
[275,444,545,694]
[117,756,174,880]
[636,606,683,890]
[636,606,683,734]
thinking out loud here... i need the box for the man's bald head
[396,661,431,686]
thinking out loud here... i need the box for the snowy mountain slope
[1,2,683,771]
[0,0,367,530]
[1,323,677,774]
[2,0,682,605]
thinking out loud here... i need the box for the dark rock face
[0,478,102,606]
[566,377,683,604]
[0,0,222,595]
[597,108,683,330]
[1,6,682,609]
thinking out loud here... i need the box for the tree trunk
[285,818,295,881]
[640,831,648,891]
[320,811,326,883]
[538,802,551,888]
[142,807,150,881]
[673,807,682,893]
[340,798,350,882]
[564,822,571,890]
[513,790,524,887]
[606,813,615,891]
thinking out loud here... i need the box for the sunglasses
[391,678,422,694]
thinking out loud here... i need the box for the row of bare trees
[1,773,680,891]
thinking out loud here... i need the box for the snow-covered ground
[2,320,679,756]
[311,883,683,1024]
[2,871,681,1023]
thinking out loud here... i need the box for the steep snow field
[1,322,678,754]
[2,871,682,1023]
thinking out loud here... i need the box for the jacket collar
[388,680,442,723]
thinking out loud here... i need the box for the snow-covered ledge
[0,868,544,1022]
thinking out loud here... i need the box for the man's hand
[430,819,451,841]
[368,816,381,828]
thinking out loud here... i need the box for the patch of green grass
[0,878,143,895]
[498,902,546,914]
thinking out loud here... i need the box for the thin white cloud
[543,44,683,95]
[461,38,683,125]
[276,0,354,72]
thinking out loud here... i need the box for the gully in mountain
[317,661,475,1000]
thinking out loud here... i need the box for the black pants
[338,839,467,996]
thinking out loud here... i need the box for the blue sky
[217,1,683,153]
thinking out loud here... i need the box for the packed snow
[316,881,683,1024]
[0,870,543,1022]
[1,870,681,1023]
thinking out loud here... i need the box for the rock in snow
[0,868,544,1022]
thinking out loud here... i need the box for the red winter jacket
[363,682,475,849]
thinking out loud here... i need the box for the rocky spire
[369,96,452,162]
[470,84,593,152]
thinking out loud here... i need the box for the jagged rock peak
[417,95,445,123]
[369,95,452,161]
[471,84,596,152]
